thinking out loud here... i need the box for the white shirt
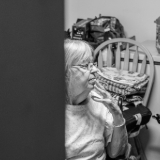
[65,91,114,160]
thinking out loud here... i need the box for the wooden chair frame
[93,38,155,107]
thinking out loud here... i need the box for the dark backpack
[88,16,126,44]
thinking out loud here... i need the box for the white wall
[65,0,160,42]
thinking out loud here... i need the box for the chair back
[93,38,155,107]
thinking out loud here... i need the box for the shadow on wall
[139,127,151,151]
[149,146,160,153]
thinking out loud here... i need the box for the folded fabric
[100,67,149,87]
[97,67,149,96]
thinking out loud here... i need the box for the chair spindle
[107,44,113,67]
[132,46,139,72]
[123,43,130,70]
[115,42,121,70]
[140,55,147,75]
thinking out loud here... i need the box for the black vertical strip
[0,1,65,160]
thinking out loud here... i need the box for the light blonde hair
[64,39,93,104]
[64,39,93,73]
